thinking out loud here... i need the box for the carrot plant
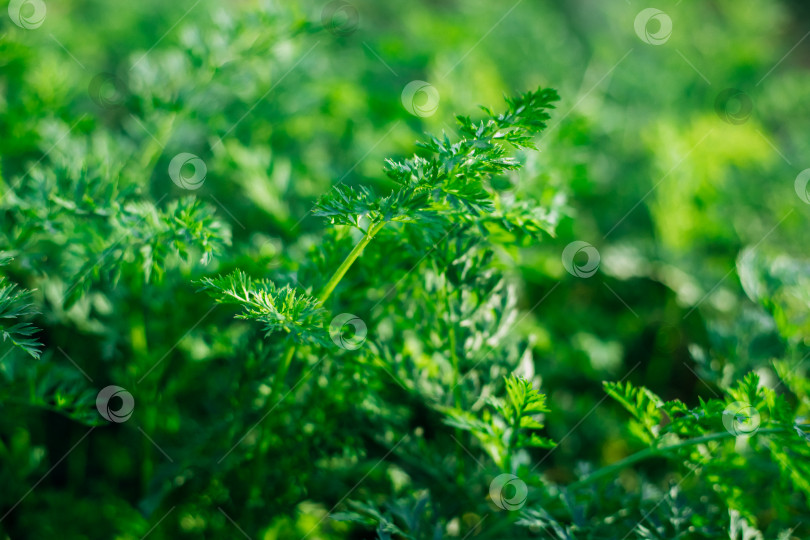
[193,89,810,538]
[1,1,810,538]
[2,81,809,539]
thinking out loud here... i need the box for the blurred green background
[1,0,809,537]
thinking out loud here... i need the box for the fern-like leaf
[604,380,664,444]
[0,261,42,359]
[315,87,560,235]
[198,270,326,344]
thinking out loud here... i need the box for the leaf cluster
[314,87,560,239]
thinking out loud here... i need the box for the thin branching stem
[271,220,387,397]
[566,427,791,490]
[317,220,387,305]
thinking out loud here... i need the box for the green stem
[445,291,465,479]
[139,111,176,173]
[271,220,387,396]
[446,295,461,409]
[566,427,789,490]
[271,345,296,398]
[505,403,522,473]
[317,221,386,304]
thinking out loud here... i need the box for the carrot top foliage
[1,1,810,539]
